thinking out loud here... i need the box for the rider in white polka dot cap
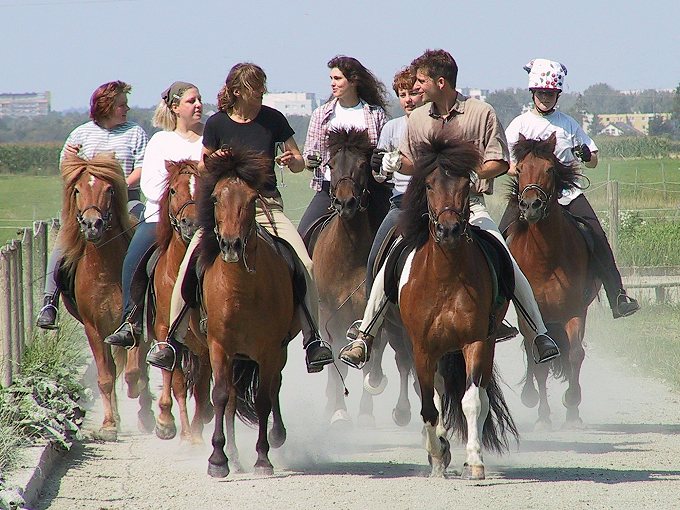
[524,58,567,92]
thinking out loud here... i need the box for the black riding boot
[299,301,332,373]
[146,303,189,371]
[36,290,60,330]
[104,305,142,348]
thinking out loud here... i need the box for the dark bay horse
[308,127,392,426]
[397,133,518,479]
[150,160,212,443]
[59,154,154,440]
[197,149,300,478]
[505,133,600,429]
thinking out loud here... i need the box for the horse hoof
[268,428,287,449]
[392,407,411,427]
[127,385,141,399]
[521,386,539,408]
[562,417,584,430]
[533,418,552,432]
[137,412,156,434]
[254,464,274,476]
[363,373,388,395]
[357,413,376,429]
[94,427,118,442]
[207,462,229,478]
[330,409,352,428]
[461,463,485,480]
[155,421,177,440]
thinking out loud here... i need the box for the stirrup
[346,319,363,342]
[338,338,369,370]
[146,341,177,371]
[107,321,139,349]
[36,303,59,329]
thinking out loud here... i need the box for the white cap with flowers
[524,58,567,91]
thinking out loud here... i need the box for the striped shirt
[60,121,148,191]
[303,98,386,191]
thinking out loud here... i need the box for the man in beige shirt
[339,48,559,368]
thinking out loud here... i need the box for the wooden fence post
[0,247,12,387]
[21,228,34,346]
[33,221,48,314]
[608,180,620,260]
[10,240,24,374]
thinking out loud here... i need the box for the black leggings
[297,182,332,237]
[499,194,624,307]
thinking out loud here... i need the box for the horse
[505,133,600,429]
[397,132,518,479]
[196,149,300,478]
[306,127,395,427]
[58,153,155,441]
[149,159,212,443]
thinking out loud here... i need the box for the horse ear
[518,133,527,142]
[164,160,173,171]
[547,132,557,151]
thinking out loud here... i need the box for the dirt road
[35,308,680,509]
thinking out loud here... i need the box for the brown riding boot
[339,331,375,370]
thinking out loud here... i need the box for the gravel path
[35,309,680,509]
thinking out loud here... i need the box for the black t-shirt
[203,106,294,196]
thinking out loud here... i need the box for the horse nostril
[531,199,543,211]
[232,238,242,253]
[92,218,103,230]
[346,197,357,209]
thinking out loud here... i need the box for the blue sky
[1,0,679,111]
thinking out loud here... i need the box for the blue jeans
[121,220,157,319]
[366,195,403,295]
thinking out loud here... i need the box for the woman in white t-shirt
[501,59,639,319]
[105,82,204,348]
[298,55,388,236]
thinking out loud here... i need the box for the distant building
[262,92,318,116]
[0,92,51,117]
[459,87,489,102]
[599,122,645,137]
[596,112,671,135]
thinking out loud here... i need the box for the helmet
[524,58,567,91]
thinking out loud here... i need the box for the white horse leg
[422,420,449,478]
[461,383,489,480]
[433,371,447,438]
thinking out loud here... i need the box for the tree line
[1,83,678,146]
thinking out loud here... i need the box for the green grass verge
[586,304,680,391]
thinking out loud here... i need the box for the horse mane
[196,148,274,267]
[400,129,481,248]
[509,135,581,199]
[156,159,200,251]
[328,127,392,219]
[59,153,132,269]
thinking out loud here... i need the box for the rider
[35,81,148,330]
[338,49,561,368]
[364,66,424,294]
[104,81,205,348]
[146,63,333,373]
[499,58,639,319]
[298,55,388,236]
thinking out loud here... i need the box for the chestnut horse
[197,149,300,478]
[398,133,518,479]
[59,154,154,440]
[505,133,600,429]
[150,160,212,443]
[308,128,392,426]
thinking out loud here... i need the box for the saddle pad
[383,236,415,304]
[301,210,337,256]
[469,226,515,308]
[55,260,83,324]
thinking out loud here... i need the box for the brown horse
[197,149,299,478]
[308,127,391,426]
[150,159,212,443]
[59,153,154,440]
[397,132,518,479]
[505,133,600,429]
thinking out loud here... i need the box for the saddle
[300,210,337,256]
[55,261,83,324]
[381,226,515,334]
[191,226,307,334]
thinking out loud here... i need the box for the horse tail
[546,323,570,381]
[232,359,260,427]
[112,345,127,379]
[182,349,201,398]
[440,352,519,454]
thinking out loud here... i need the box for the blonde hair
[152,85,198,131]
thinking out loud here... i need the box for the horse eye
[425,183,433,191]
[170,188,177,196]
[211,195,218,205]
[74,188,80,195]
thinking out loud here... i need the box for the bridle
[426,199,471,244]
[330,175,370,212]
[76,189,114,234]
[168,169,198,237]
[518,165,555,222]
[212,194,259,273]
